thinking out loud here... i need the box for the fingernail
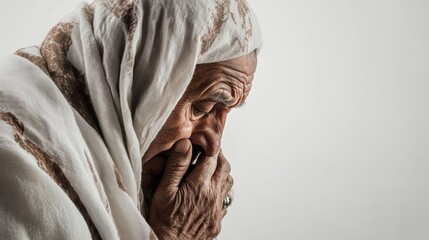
[174,139,190,154]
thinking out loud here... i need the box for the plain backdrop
[1,1,429,239]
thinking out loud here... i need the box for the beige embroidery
[233,0,253,52]
[40,22,100,132]
[98,0,139,73]
[201,0,254,54]
[99,0,139,35]
[201,0,232,55]
[82,4,95,24]
[14,49,50,76]
[236,0,251,30]
[0,111,102,240]
[114,164,128,192]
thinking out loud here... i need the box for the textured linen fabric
[0,0,262,239]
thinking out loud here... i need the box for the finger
[186,154,217,184]
[142,155,167,189]
[212,150,231,186]
[158,139,192,190]
[219,185,234,218]
[221,175,234,198]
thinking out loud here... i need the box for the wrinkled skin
[142,52,257,239]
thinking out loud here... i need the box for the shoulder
[0,130,92,239]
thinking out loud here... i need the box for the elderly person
[0,0,262,239]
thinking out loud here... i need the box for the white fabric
[0,0,262,239]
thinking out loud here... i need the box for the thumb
[159,139,192,190]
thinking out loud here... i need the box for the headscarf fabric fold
[0,0,262,239]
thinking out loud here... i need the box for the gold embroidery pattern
[233,0,253,52]
[82,4,95,24]
[99,0,139,35]
[14,49,50,76]
[98,0,139,74]
[40,22,100,132]
[201,0,254,54]
[201,0,232,55]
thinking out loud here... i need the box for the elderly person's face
[142,52,257,184]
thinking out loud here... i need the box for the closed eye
[193,106,210,116]
[192,101,217,117]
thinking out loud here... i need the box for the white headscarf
[0,0,262,239]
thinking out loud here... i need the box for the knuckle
[191,171,212,185]
[226,175,234,186]
[219,149,226,160]
[223,161,231,174]
[219,154,231,173]
[185,178,210,193]
[167,153,189,169]
[184,179,199,192]
[210,222,222,238]
[200,159,213,170]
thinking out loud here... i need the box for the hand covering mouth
[142,144,203,189]
[141,143,203,210]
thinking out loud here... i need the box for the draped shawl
[0,0,262,239]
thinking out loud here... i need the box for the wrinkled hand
[148,139,233,240]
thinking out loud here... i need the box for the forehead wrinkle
[201,70,247,96]
[191,60,254,108]
[214,71,251,103]
[193,61,253,87]
[219,55,257,75]
[220,66,252,84]
[222,73,250,100]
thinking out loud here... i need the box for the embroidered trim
[40,22,100,132]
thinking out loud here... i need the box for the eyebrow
[207,91,246,108]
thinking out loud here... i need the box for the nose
[190,110,227,157]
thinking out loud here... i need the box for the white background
[1,1,429,240]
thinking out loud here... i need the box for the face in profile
[141,52,257,188]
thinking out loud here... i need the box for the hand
[147,139,233,240]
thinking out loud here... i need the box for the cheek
[152,106,193,147]
[142,103,194,162]
[209,108,228,135]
